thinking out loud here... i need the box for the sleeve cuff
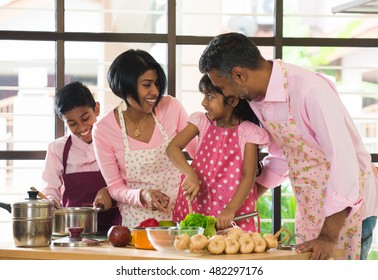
[323,191,363,218]
[117,187,144,207]
[255,167,288,188]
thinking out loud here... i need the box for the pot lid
[11,191,53,219]
[13,190,53,209]
[52,227,100,247]
[54,206,102,214]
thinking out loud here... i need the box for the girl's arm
[217,142,258,230]
[166,123,199,201]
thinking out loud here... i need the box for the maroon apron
[62,136,121,233]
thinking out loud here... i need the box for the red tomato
[138,218,159,228]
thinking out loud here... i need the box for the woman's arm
[217,143,258,229]
[166,123,200,201]
[92,114,143,207]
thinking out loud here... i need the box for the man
[199,32,378,260]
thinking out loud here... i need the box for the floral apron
[259,61,363,259]
[118,102,181,228]
[173,120,258,232]
[62,135,122,233]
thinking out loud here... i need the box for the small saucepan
[53,205,103,236]
[30,187,104,236]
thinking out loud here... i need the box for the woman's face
[61,103,99,144]
[126,69,160,113]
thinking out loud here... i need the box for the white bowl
[145,226,204,252]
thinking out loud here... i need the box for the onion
[190,233,208,250]
[174,233,191,250]
[207,235,226,255]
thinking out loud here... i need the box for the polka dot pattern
[172,123,257,232]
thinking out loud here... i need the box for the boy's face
[61,103,100,144]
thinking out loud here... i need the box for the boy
[41,81,121,234]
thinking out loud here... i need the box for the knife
[233,211,258,221]
[215,211,259,235]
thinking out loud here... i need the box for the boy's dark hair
[199,74,263,176]
[55,81,96,117]
[107,49,167,107]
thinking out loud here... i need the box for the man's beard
[231,80,250,101]
[235,84,251,101]
[240,87,251,101]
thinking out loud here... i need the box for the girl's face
[201,91,233,122]
[61,104,99,144]
[126,69,160,114]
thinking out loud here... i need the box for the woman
[92,49,195,228]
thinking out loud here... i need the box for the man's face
[207,70,251,101]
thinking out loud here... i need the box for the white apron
[118,101,181,228]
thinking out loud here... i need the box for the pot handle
[0,202,11,213]
[95,203,104,212]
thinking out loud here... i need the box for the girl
[166,74,269,232]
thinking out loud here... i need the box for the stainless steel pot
[53,207,102,236]
[0,190,54,247]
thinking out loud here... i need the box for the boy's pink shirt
[41,134,99,206]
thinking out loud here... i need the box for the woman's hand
[140,189,170,213]
[93,187,113,211]
[217,208,236,230]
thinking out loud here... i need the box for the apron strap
[62,135,72,175]
[118,100,171,150]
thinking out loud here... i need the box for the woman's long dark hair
[198,74,263,176]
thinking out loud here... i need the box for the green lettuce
[179,213,217,237]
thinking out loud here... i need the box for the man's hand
[296,208,348,260]
[296,234,336,260]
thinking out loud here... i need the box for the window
[1,1,377,256]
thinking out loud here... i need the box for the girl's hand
[216,208,236,230]
[181,174,200,202]
[140,189,170,213]
[93,187,113,210]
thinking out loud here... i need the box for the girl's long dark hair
[198,74,263,176]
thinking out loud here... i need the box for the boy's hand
[93,187,113,210]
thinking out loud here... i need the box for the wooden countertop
[0,241,344,260]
